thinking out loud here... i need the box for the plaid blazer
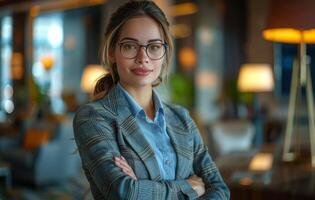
[73,85,230,200]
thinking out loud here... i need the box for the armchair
[211,119,255,156]
[0,115,80,186]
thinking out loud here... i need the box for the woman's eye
[149,44,162,51]
[123,43,137,50]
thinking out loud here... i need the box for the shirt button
[164,160,171,165]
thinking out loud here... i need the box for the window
[0,16,13,120]
[32,13,64,113]
[275,43,315,98]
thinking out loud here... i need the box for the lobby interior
[0,0,315,199]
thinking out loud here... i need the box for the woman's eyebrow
[148,39,163,43]
[119,37,138,42]
[119,37,163,43]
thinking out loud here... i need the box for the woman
[73,1,229,199]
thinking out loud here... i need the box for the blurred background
[0,0,315,199]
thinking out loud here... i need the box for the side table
[216,145,315,200]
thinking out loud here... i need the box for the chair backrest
[35,115,80,185]
[212,120,255,156]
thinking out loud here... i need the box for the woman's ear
[109,49,115,63]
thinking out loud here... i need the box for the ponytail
[93,74,113,99]
[93,63,119,100]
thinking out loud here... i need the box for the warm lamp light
[263,28,315,44]
[11,52,24,80]
[263,0,315,44]
[237,64,274,92]
[170,2,198,17]
[263,0,315,167]
[80,65,107,93]
[249,153,273,171]
[170,24,191,39]
[196,71,217,89]
[40,55,54,71]
[178,47,197,71]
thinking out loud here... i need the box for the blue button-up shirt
[117,83,177,180]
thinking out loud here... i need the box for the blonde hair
[94,1,173,99]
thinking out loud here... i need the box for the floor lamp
[263,0,315,167]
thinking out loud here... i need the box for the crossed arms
[73,105,230,200]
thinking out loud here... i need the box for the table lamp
[237,63,274,146]
[80,64,107,99]
[263,0,315,167]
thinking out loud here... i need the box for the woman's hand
[187,175,205,197]
[114,156,137,180]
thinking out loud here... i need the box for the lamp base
[282,42,315,168]
[283,152,296,162]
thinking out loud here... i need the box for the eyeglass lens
[120,42,166,60]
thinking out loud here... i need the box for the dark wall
[62,6,102,102]
[223,0,247,81]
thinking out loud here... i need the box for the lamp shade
[80,64,107,93]
[263,0,315,43]
[237,64,274,92]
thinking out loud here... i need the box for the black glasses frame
[118,42,168,60]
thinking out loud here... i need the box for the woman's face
[113,16,165,89]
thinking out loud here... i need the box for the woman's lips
[131,68,153,76]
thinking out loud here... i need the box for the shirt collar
[117,83,164,118]
[152,89,165,116]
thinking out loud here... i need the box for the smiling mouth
[131,68,153,76]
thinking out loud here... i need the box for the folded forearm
[101,175,198,200]
[193,148,230,199]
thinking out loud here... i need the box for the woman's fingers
[191,175,203,182]
[114,157,130,171]
[191,175,202,181]
[122,168,137,180]
[114,156,137,180]
[114,157,133,173]
[115,157,133,171]
[187,175,206,197]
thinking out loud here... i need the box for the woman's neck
[120,83,155,120]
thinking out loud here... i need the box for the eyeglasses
[118,42,168,60]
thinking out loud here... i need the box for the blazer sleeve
[73,104,198,200]
[185,111,230,200]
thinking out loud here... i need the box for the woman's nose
[135,47,149,64]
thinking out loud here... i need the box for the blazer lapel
[164,106,194,179]
[120,116,162,180]
[100,85,161,181]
